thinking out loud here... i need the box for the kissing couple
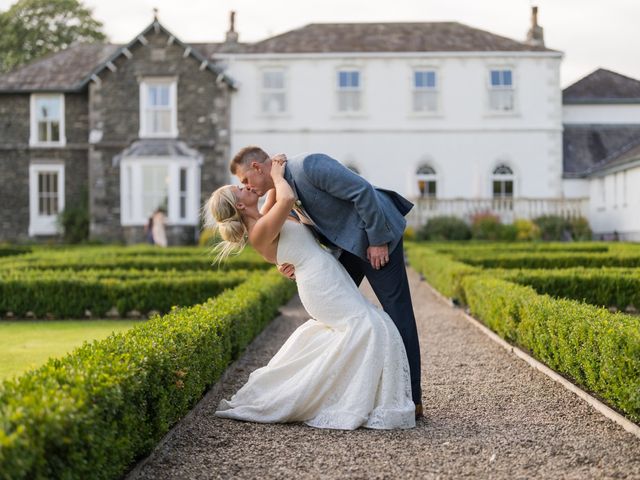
[205,147,423,430]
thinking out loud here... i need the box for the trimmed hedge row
[405,244,480,303]
[494,268,640,310]
[0,270,297,480]
[429,242,611,254]
[0,254,269,272]
[453,251,640,269]
[462,275,640,422]
[0,246,31,258]
[0,270,250,318]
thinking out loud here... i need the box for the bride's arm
[259,154,286,215]
[259,188,276,215]
[250,160,295,250]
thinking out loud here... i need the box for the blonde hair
[202,185,248,262]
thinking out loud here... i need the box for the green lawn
[0,319,143,381]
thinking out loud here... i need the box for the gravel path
[125,268,640,479]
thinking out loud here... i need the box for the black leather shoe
[415,404,423,419]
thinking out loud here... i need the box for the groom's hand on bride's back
[277,263,296,280]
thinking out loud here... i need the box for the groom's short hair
[230,146,269,174]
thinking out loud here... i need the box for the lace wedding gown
[215,220,416,430]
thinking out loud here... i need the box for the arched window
[416,164,437,198]
[492,164,514,197]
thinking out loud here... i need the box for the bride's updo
[203,186,247,262]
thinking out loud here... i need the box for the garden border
[417,271,640,440]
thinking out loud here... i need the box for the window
[140,78,178,137]
[142,165,169,215]
[29,163,65,235]
[413,70,438,113]
[261,69,286,114]
[120,159,199,226]
[488,69,514,112]
[30,94,65,146]
[337,70,361,113]
[492,164,514,210]
[416,165,437,198]
[179,167,188,219]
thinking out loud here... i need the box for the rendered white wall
[563,104,640,124]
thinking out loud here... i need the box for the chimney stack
[525,6,545,47]
[225,11,239,43]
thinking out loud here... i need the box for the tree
[0,0,106,73]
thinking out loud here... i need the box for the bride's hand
[270,156,287,180]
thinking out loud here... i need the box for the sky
[1,0,638,87]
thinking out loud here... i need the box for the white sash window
[261,69,287,114]
[488,69,515,112]
[139,78,178,138]
[29,163,65,235]
[413,70,438,113]
[337,70,361,113]
[30,94,66,147]
[120,158,199,226]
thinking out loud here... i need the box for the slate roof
[113,139,203,166]
[240,22,558,54]
[563,125,640,177]
[0,43,119,92]
[563,68,640,104]
[0,21,235,92]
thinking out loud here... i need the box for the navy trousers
[338,238,423,405]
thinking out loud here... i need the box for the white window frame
[487,67,516,113]
[416,164,438,198]
[29,94,66,147]
[139,77,178,138]
[411,68,439,115]
[120,157,200,226]
[259,67,288,116]
[28,162,65,236]
[336,68,363,114]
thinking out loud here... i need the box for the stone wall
[88,28,231,244]
[0,92,89,242]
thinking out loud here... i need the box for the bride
[204,157,415,430]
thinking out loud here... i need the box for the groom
[230,147,423,417]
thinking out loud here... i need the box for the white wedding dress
[215,220,416,430]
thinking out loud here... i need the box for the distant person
[152,208,168,247]
[144,215,155,244]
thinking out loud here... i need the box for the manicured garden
[406,239,640,427]
[0,244,297,479]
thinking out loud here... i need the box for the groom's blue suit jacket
[284,153,413,261]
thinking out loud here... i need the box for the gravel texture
[125,268,640,479]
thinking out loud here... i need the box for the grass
[0,319,143,381]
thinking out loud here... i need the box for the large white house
[208,8,638,240]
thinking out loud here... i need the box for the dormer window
[30,94,66,147]
[139,78,178,138]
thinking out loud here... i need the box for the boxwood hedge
[0,270,297,480]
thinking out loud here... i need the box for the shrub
[0,270,297,480]
[513,218,541,241]
[403,226,416,242]
[462,275,640,423]
[406,244,480,303]
[533,215,569,241]
[470,212,503,241]
[568,216,592,241]
[416,216,471,241]
[57,188,90,244]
